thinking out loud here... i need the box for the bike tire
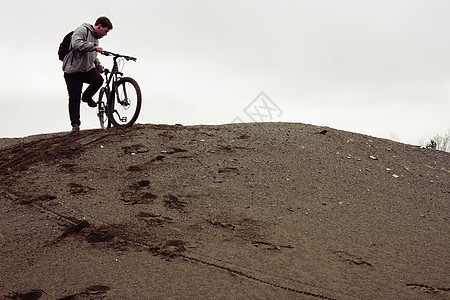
[108,77,142,127]
[98,87,111,129]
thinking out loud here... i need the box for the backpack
[58,31,74,61]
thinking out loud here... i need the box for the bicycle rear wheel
[108,77,142,127]
[98,87,111,129]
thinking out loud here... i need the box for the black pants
[64,68,103,126]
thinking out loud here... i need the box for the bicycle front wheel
[108,77,142,127]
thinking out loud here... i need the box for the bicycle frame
[101,51,137,105]
[103,58,121,102]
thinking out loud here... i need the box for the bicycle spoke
[108,77,141,127]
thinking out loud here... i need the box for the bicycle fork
[111,82,129,123]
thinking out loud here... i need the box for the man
[63,16,113,132]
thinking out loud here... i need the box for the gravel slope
[1,123,449,299]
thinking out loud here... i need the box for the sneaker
[82,96,97,108]
[71,124,80,132]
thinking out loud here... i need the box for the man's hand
[96,46,104,52]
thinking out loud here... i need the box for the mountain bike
[97,51,142,129]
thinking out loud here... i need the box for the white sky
[1,0,449,146]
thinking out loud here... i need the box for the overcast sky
[1,0,449,146]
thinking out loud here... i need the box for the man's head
[94,16,113,38]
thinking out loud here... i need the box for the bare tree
[421,129,450,152]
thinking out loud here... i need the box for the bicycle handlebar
[101,51,137,62]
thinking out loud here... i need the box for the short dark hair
[95,16,113,30]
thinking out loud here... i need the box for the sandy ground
[0,122,449,300]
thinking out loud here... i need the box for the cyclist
[63,16,113,132]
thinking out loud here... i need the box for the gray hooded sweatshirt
[62,23,103,74]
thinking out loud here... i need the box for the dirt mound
[1,123,449,299]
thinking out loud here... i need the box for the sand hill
[0,123,448,299]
